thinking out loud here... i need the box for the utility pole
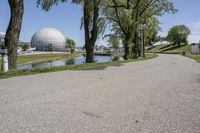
[139,24,146,58]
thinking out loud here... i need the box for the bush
[21,43,30,51]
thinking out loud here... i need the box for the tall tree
[167,24,191,46]
[83,0,102,63]
[144,17,161,46]
[5,0,24,70]
[105,0,176,58]
[105,0,132,59]
[37,0,105,63]
[66,38,76,53]
[107,35,120,51]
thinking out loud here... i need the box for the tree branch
[112,0,127,35]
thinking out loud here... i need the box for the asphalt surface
[0,54,200,133]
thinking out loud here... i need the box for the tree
[81,0,108,62]
[105,0,177,58]
[105,0,133,59]
[144,17,161,46]
[20,43,30,51]
[107,36,120,51]
[66,38,76,53]
[4,0,24,70]
[0,42,4,49]
[47,43,53,51]
[37,0,106,63]
[167,24,191,46]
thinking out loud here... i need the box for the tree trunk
[141,29,145,57]
[84,0,99,63]
[132,31,139,58]
[85,40,95,63]
[132,10,140,58]
[5,0,24,70]
[178,42,181,46]
[124,33,131,60]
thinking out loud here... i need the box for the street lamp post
[139,24,146,58]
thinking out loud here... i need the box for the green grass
[146,44,191,54]
[188,54,200,63]
[17,53,80,65]
[111,52,124,57]
[0,53,80,68]
[0,54,157,79]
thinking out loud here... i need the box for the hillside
[146,44,191,54]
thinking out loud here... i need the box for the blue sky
[158,0,200,43]
[0,0,200,46]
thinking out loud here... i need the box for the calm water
[17,55,123,70]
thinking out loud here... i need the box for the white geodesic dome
[31,28,66,51]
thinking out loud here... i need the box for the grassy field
[111,52,124,57]
[188,54,200,63]
[17,53,80,65]
[0,54,157,79]
[0,53,80,68]
[146,44,191,54]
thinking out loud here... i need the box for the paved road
[0,54,200,133]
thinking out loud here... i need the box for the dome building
[31,28,66,51]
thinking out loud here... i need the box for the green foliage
[37,0,68,11]
[37,0,177,59]
[66,38,76,49]
[107,35,120,51]
[47,43,53,51]
[105,0,177,57]
[189,55,200,63]
[146,44,191,54]
[37,0,107,63]
[167,24,191,45]
[20,43,30,51]
[144,17,161,46]
[0,41,4,49]
[66,38,76,53]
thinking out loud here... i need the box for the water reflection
[17,55,123,70]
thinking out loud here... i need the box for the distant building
[0,32,5,42]
[95,45,110,53]
[191,43,200,54]
[153,41,170,46]
[31,28,66,51]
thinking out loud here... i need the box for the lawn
[188,54,200,63]
[0,54,157,79]
[0,52,80,68]
[146,44,191,54]
[17,53,80,65]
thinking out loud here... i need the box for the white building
[31,28,66,51]
[0,32,5,42]
[191,43,200,54]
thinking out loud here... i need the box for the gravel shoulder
[0,54,200,133]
